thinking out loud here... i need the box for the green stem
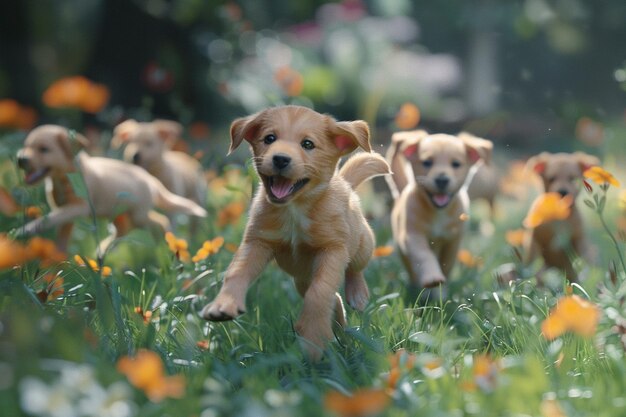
[597,210,626,276]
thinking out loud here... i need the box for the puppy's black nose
[435,175,449,190]
[132,153,141,164]
[558,188,569,197]
[272,154,291,170]
[17,156,29,169]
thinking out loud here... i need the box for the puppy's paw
[295,320,333,362]
[345,276,370,311]
[200,294,246,321]
[420,275,446,288]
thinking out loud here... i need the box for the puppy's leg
[18,203,90,237]
[345,270,369,311]
[401,232,446,288]
[201,240,273,321]
[296,247,349,360]
[439,239,461,278]
[56,223,74,253]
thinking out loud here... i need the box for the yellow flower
[217,201,245,227]
[73,254,112,276]
[117,349,185,402]
[395,102,421,130]
[324,388,391,417]
[523,193,573,228]
[372,245,394,258]
[192,236,225,262]
[457,249,482,268]
[0,235,28,269]
[541,294,600,340]
[164,232,190,262]
[583,166,620,188]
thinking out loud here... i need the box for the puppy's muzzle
[272,154,291,171]
[435,175,450,191]
[557,188,569,197]
[132,152,141,165]
[17,155,30,170]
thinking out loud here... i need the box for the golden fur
[200,105,390,360]
[16,125,207,252]
[386,130,492,289]
[523,151,599,281]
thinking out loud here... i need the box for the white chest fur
[281,205,312,247]
[431,209,455,239]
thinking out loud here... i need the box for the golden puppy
[523,151,599,281]
[458,133,499,217]
[386,130,492,289]
[200,105,390,360]
[111,119,207,206]
[16,125,207,252]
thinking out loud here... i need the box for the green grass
[1,136,626,417]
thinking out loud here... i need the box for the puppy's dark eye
[263,134,276,145]
[451,160,461,169]
[301,139,315,150]
[39,146,49,153]
[422,159,433,169]
[548,176,556,183]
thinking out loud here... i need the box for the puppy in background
[16,125,207,252]
[386,130,492,290]
[111,119,207,207]
[200,105,390,360]
[523,152,599,281]
[458,132,499,218]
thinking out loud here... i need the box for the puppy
[523,152,599,281]
[16,125,207,252]
[458,133,499,217]
[111,119,207,206]
[200,105,390,360]
[386,130,492,289]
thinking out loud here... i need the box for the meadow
[1,119,626,417]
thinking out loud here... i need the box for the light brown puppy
[386,130,492,289]
[16,125,207,252]
[111,119,207,206]
[458,132,500,217]
[200,105,390,360]
[523,152,599,281]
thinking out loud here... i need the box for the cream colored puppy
[523,151,599,281]
[16,125,207,252]
[112,119,207,205]
[387,130,492,289]
[200,105,390,360]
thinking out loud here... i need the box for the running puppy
[200,105,390,360]
[523,151,599,281]
[111,119,207,206]
[386,130,492,289]
[16,125,207,252]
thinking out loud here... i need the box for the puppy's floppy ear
[458,132,493,164]
[573,151,600,173]
[390,130,428,160]
[153,119,183,146]
[526,152,550,176]
[229,112,264,155]
[111,119,139,149]
[56,129,89,160]
[332,120,371,155]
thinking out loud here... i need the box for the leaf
[583,199,595,209]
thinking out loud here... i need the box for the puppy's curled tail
[339,152,391,189]
[147,176,208,217]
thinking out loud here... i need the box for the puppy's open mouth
[24,168,50,185]
[429,192,452,208]
[262,175,309,203]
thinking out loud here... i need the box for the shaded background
[1,0,625,159]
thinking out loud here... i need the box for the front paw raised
[200,293,246,321]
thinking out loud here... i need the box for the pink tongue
[433,194,450,207]
[271,177,294,199]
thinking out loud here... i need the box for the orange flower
[457,249,482,268]
[26,237,66,267]
[73,254,112,276]
[0,99,37,130]
[274,66,304,97]
[505,229,526,247]
[541,294,600,340]
[117,349,185,402]
[324,388,390,417]
[42,76,110,114]
[165,232,190,262]
[134,307,153,324]
[192,236,224,263]
[583,166,620,188]
[189,121,211,140]
[395,102,421,130]
[523,193,573,228]
[0,186,18,216]
[196,340,210,350]
[540,398,567,417]
[217,201,245,227]
[42,273,64,301]
[387,349,416,389]
[25,206,43,218]
[372,245,394,258]
[464,354,500,393]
